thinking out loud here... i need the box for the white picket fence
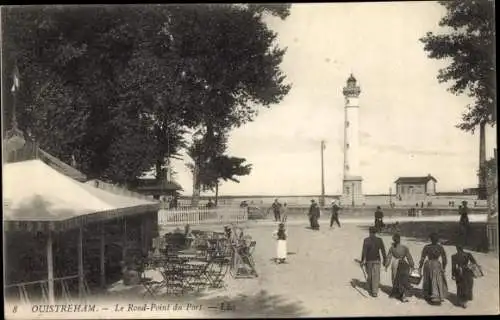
[158,206,248,226]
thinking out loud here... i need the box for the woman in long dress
[273,223,287,264]
[418,233,448,305]
[451,245,477,308]
[384,234,415,302]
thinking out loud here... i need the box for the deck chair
[230,241,258,278]
[19,285,30,305]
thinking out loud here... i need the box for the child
[273,223,287,264]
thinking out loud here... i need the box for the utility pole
[389,187,392,207]
[320,140,325,207]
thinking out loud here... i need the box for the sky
[170,2,497,196]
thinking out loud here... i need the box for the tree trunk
[155,159,163,181]
[215,181,219,206]
[191,162,201,207]
[478,121,487,200]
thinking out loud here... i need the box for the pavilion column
[122,217,127,261]
[46,231,55,304]
[78,223,84,298]
[100,222,106,288]
[140,216,146,255]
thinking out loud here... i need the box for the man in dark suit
[308,200,320,230]
[330,200,341,228]
[360,226,387,297]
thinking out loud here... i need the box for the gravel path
[207,223,499,317]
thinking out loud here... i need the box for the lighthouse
[342,74,364,207]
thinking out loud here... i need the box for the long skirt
[390,258,411,299]
[311,215,320,230]
[277,240,287,260]
[456,269,474,302]
[422,260,448,303]
[365,261,381,296]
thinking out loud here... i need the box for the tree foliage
[420,0,496,132]
[187,129,252,196]
[2,4,291,186]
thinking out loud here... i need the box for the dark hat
[376,206,381,210]
[369,226,377,234]
[430,232,439,243]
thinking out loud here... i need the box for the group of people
[269,199,288,223]
[359,227,480,308]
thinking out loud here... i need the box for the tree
[420,0,495,199]
[2,4,291,189]
[186,132,252,206]
[211,155,252,205]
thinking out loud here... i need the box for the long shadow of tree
[358,221,490,253]
[100,284,306,317]
[350,278,461,307]
[198,289,307,318]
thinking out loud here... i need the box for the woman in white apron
[273,223,287,264]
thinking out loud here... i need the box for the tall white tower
[342,74,364,206]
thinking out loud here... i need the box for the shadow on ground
[199,289,307,318]
[351,277,462,308]
[358,222,490,253]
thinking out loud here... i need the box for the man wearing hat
[330,200,341,229]
[360,226,387,297]
[308,199,320,230]
[458,200,470,244]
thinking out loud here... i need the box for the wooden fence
[158,206,248,226]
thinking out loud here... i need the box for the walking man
[330,200,341,228]
[271,199,282,222]
[360,226,387,297]
[459,200,470,244]
[308,200,320,230]
[374,206,384,232]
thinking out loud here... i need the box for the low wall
[374,221,491,253]
[283,206,487,218]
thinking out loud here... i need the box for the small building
[395,174,437,199]
[463,188,479,195]
[131,178,183,201]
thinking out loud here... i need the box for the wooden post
[46,231,55,304]
[140,216,146,255]
[122,218,127,261]
[100,222,106,288]
[78,224,84,299]
[320,140,325,207]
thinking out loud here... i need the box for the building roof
[3,160,158,231]
[395,175,437,184]
[5,140,87,182]
[134,178,183,193]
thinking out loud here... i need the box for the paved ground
[12,220,496,319]
[197,222,499,317]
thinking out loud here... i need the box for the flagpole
[320,140,325,207]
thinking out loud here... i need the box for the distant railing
[158,206,248,226]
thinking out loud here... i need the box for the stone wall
[284,206,487,218]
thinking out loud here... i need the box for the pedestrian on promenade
[273,222,287,264]
[330,200,341,228]
[384,234,415,302]
[451,244,478,309]
[308,200,320,230]
[374,206,384,232]
[280,203,288,223]
[271,199,282,222]
[418,233,448,305]
[458,201,470,244]
[360,226,387,297]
